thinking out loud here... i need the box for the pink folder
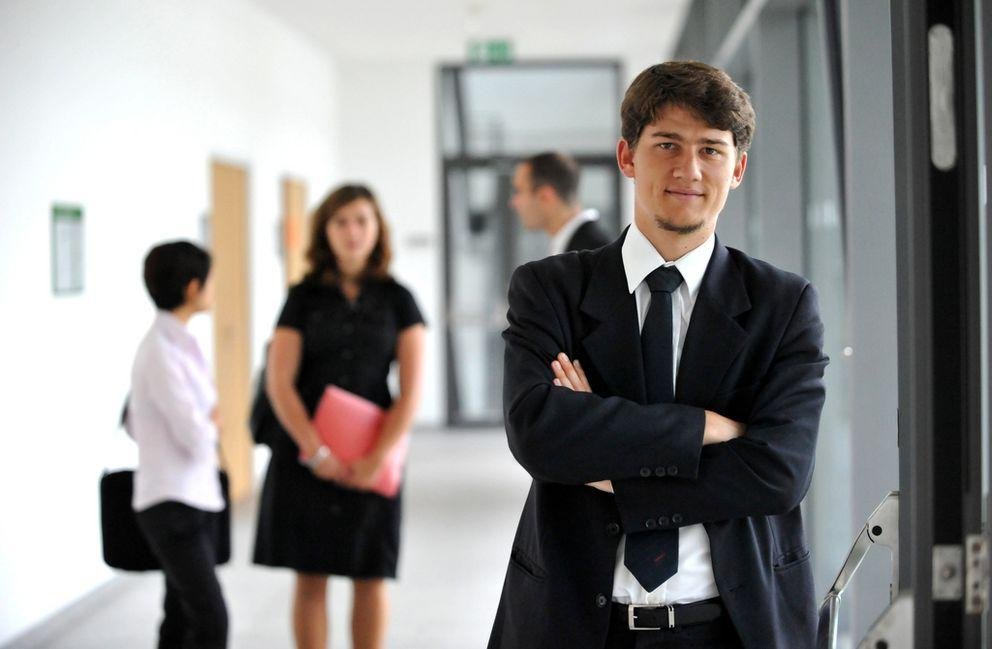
[311,385,408,498]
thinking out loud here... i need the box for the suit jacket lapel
[579,230,647,403]
[676,240,751,406]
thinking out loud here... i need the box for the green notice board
[51,203,84,295]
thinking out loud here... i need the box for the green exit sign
[467,39,514,64]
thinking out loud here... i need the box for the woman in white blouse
[127,240,227,649]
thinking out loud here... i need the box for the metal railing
[816,491,912,649]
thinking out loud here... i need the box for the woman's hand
[309,450,350,483]
[551,353,592,392]
[344,454,384,490]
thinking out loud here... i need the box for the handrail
[816,491,900,649]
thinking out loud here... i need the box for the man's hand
[703,410,745,444]
[551,354,607,491]
[551,353,591,392]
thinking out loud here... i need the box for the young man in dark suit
[490,61,828,649]
[510,151,614,255]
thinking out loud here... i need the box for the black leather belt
[612,597,725,630]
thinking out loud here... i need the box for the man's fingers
[553,374,575,390]
[552,360,574,389]
[557,353,583,386]
[586,480,615,493]
[558,353,592,392]
[552,353,592,392]
[574,359,589,383]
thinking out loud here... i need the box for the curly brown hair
[621,61,756,155]
[305,184,393,283]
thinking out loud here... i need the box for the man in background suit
[510,151,613,255]
[489,61,828,649]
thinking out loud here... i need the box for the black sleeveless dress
[252,276,424,577]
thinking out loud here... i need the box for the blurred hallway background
[2,0,965,646]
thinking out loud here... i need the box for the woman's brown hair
[305,184,393,283]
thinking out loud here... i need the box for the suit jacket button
[657,516,670,527]
[672,514,683,525]
[654,467,665,477]
[644,518,657,529]
[596,594,608,608]
[639,467,652,478]
[606,522,620,536]
[667,465,678,476]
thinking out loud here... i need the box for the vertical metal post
[985,0,992,634]
[891,0,984,646]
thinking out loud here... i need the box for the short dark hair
[621,60,756,154]
[306,184,393,283]
[524,152,580,203]
[143,240,211,310]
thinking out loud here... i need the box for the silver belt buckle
[627,604,675,630]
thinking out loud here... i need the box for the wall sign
[51,203,84,295]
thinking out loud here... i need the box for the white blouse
[126,311,224,513]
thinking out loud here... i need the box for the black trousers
[136,501,228,649]
[604,604,744,649]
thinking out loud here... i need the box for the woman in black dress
[253,184,425,649]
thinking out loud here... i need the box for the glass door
[439,62,623,426]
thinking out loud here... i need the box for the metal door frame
[891,1,986,646]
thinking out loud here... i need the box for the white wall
[334,59,444,424]
[0,0,338,642]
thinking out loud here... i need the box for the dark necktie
[624,264,683,592]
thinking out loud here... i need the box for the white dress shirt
[126,311,224,513]
[549,208,600,256]
[612,223,720,605]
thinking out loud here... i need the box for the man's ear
[535,184,558,204]
[730,151,748,188]
[617,138,636,179]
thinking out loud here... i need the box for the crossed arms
[549,354,743,493]
[502,262,827,528]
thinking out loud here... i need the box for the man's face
[509,163,545,230]
[618,104,746,240]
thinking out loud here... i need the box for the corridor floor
[7,429,530,649]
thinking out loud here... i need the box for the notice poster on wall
[51,203,84,295]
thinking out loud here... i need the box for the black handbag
[249,342,284,447]
[99,469,231,571]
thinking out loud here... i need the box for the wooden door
[282,177,308,286]
[210,160,252,501]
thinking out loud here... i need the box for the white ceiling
[247,0,692,63]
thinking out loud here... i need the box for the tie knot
[645,265,683,294]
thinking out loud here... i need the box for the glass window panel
[442,65,618,157]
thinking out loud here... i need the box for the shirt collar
[621,222,715,305]
[549,208,599,256]
[154,310,196,346]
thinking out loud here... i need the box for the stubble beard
[653,214,705,235]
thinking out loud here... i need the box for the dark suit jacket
[565,219,613,252]
[489,230,827,649]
